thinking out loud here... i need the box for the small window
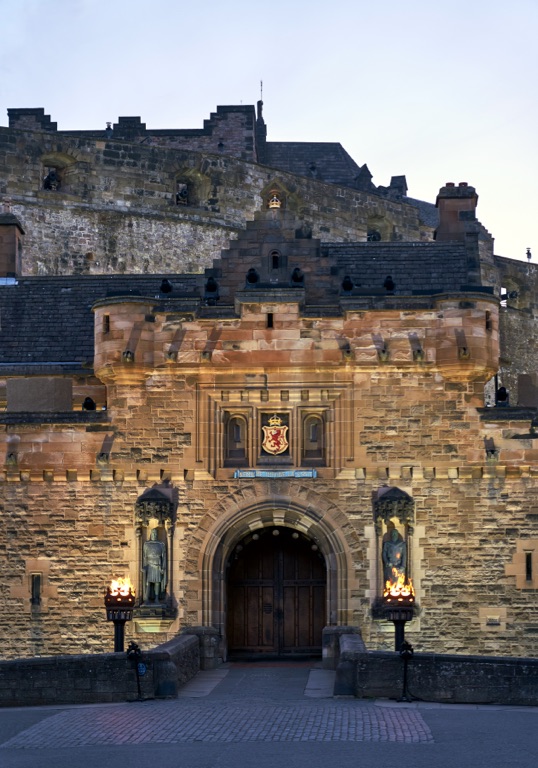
[103,314,110,334]
[31,573,42,605]
[302,414,325,466]
[41,154,78,195]
[267,313,274,328]
[224,415,248,466]
[525,552,533,582]
[269,250,287,271]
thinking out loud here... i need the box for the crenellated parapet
[92,290,499,384]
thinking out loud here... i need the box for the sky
[0,0,536,261]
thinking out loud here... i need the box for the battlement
[7,108,57,132]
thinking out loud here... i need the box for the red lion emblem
[262,415,289,455]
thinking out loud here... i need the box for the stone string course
[2,463,538,483]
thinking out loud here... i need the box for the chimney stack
[435,182,478,241]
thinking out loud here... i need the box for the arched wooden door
[226,527,326,657]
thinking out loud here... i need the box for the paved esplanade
[0,662,537,768]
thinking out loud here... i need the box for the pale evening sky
[0,0,536,261]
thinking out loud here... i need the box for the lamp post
[105,577,135,652]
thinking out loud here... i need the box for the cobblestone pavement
[0,700,433,748]
[0,664,433,748]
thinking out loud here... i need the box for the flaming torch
[104,576,135,652]
[383,569,415,652]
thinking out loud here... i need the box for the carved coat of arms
[262,414,289,455]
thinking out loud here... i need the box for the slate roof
[325,241,473,294]
[0,241,488,374]
[264,142,362,186]
[403,197,439,229]
[263,145,441,230]
[0,274,196,372]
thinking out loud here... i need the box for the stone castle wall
[494,257,538,403]
[1,113,537,665]
[8,105,260,161]
[1,468,537,660]
[1,362,537,660]
[0,126,429,276]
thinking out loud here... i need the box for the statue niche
[134,484,177,623]
[142,528,167,603]
[372,486,415,617]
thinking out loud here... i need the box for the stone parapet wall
[0,633,199,707]
[91,294,499,389]
[7,106,259,161]
[347,647,538,706]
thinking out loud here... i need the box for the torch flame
[109,576,134,597]
[383,569,415,600]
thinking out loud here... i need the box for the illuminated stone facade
[0,105,537,661]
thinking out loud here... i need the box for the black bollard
[127,641,143,700]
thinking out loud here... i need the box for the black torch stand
[113,617,127,653]
[105,607,133,652]
[393,619,407,653]
[105,589,135,653]
[384,604,414,653]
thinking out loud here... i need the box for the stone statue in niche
[382,526,407,584]
[142,528,167,602]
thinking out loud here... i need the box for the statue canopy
[135,486,175,526]
[374,487,414,525]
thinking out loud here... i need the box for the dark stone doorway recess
[227,526,326,658]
